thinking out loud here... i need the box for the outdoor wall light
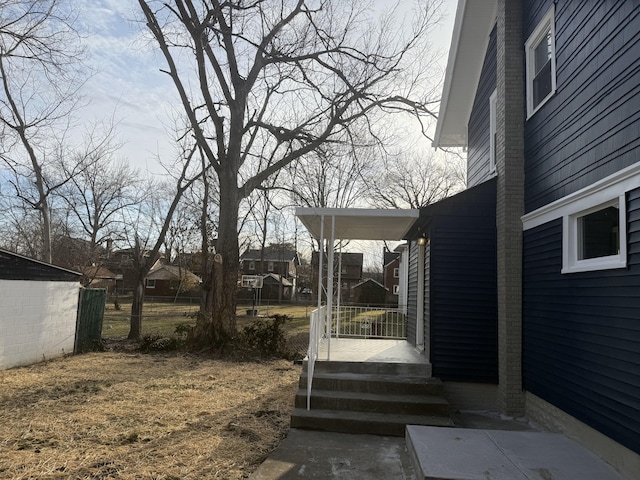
[417,236,427,246]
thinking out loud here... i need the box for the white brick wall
[0,280,80,370]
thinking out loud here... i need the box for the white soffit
[433,0,497,148]
[295,208,419,241]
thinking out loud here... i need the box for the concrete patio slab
[406,426,625,480]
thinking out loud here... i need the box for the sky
[73,0,459,177]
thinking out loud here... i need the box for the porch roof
[295,208,419,241]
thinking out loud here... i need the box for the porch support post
[325,215,335,360]
[317,215,324,314]
[496,0,526,416]
[336,246,343,338]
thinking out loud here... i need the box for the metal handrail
[306,305,327,410]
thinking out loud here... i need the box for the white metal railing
[332,305,406,339]
[306,305,327,410]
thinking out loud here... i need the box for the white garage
[0,248,82,370]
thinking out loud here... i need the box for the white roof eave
[433,0,498,149]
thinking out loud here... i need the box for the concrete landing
[317,338,427,364]
[249,428,416,479]
[406,426,625,480]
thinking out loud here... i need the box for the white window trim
[522,161,640,230]
[525,5,556,119]
[562,196,627,274]
[521,162,640,274]
[249,261,255,271]
[146,279,156,288]
[393,267,399,278]
[393,284,400,295]
[268,261,274,271]
[489,89,497,175]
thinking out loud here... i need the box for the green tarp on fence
[75,288,106,353]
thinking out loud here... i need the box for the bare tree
[56,128,142,268]
[287,141,376,210]
[138,0,442,345]
[120,144,203,339]
[0,0,87,263]
[0,193,42,257]
[367,151,465,209]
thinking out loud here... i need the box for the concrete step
[291,408,453,437]
[294,389,450,416]
[306,360,431,377]
[299,371,444,395]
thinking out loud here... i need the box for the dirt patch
[0,351,301,479]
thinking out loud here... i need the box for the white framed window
[562,196,627,274]
[249,261,255,271]
[267,261,274,272]
[145,279,156,289]
[393,285,400,295]
[525,5,556,118]
[489,89,497,174]
[393,267,399,278]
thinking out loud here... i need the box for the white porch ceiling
[295,208,419,241]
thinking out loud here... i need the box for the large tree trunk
[189,178,240,348]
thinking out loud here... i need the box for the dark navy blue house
[426,0,640,475]
[405,179,498,384]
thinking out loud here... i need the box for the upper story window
[562,196,627,274]
[393,267,399,278]
[525,5,556,118]
[267,261,274,272]
[489,89,497,174]
[249,261,255,271]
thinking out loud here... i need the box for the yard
[102,298,314,341]
[0,300,311,479]
[0,351,301,479]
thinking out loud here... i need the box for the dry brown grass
[0,351,301,479]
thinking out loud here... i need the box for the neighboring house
[0,248,82,370]
[239,247,299,296]
[352,278,388,305]
[105,248,163,294]
[261,273,293,301]
[382,248,401,303]
[238,273,294,302]
[240,248,299,277]
[418,0,640,475]
[51,236,105,270]
[144,262,201,297]
[78,265,118,292]
[311,251,363,302]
